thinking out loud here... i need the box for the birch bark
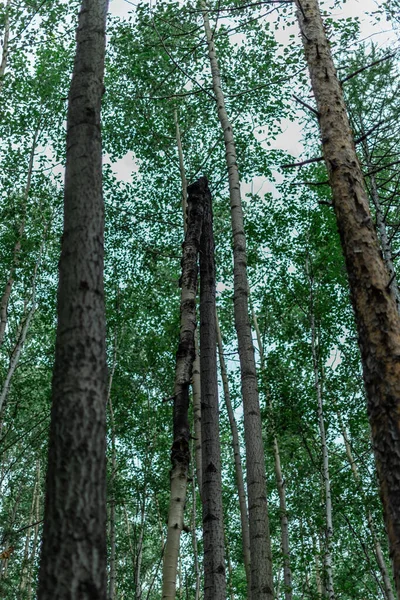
[310,310,335,600]
[216,312,252,595]
[251,306,293,600]
[174,109,202,493]
[202,5,274,597]
[0,0,10,94]
[295,0,400,591]
[162,178,205,600]
[37,0,109,597]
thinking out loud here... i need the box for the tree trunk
[310,310,335,600]
[202,6,274,598]
[19,462,40,596]
[135,490,146,600]
[108,330,118,600]
[216,311,252,595]
[27,461,41,600]
[251,305,293,600]
[0,303,35,413]
[190,452,201,600]
[0,123,39,348]
[295,0,400,592]
[0,0,10,94]
[174,109,202,494]
[199,177,226,600]
[162,178,205,600]
[37,0,109,597]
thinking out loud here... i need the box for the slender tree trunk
[199,177,226,600]
[27,461,41,600]
[0,124,39,347]
[336,407,395,600]
[0,223,46,412]
[310,309,335,600]
[190,452,201,600]
[135,490,146,600]
[216,312,252,595]
[0,303,35,413]
[0,485,21,581]
[0,0,10,94]
[295,1,400,592]
[202,6,273,598]
[108,330,118,600]
[251,306,293,600]
[162,179,205,600]
[37,1,109,597]
[225,535,236,600]
[174,109,202,493]
[19,462,40,596]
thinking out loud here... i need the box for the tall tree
[37,0,109,597]
[199,177,226,600]
[295,0,400,593]
[202,4,274,598]
[162,178,205,600]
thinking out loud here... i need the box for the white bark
[0,0,10,94]
[202,6,273,598]
[252,306,293,600]
[216,311,251,595]
[310,310,335,600]
[174,108,202,494]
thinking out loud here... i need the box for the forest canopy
[0,0,399,599]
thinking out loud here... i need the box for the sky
[104,0,395,186]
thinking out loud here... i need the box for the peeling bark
[37,0,109,597]
[296,0,400,592]
[162,178,205,600]
[174,109,202,495]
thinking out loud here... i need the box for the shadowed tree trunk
[174,109,202,494]
[199,177,226,600]
[37,0,109,597]
[216,312,251,595]
[295,0,400,592]
[162,178,205,600]
[202,5,274,598]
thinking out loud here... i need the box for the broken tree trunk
[162,178,205,600]
[199,177,226,600]
[202,5,274,597]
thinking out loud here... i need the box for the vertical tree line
[0,0,399,598]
